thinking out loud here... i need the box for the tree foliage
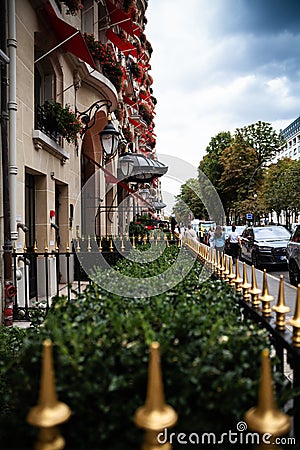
[173,178,206,223]
[235,121,285,166]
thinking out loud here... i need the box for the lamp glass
[120,155,134,177]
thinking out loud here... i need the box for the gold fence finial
[134,342,178,449]
[272,276,290,331]
[233,259,243,292]
[27,339,71,450]
[227,257,236,287]
[132,235,136,249]
[249,265,262,309]
[288,284,300,347]
[244,349,290,439]
[87,235,91,252]
[240,262,251,301]
[259,269,274,318]
[109,238,113,252]
[34,241,38,253]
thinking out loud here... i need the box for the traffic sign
[246,213,253,220]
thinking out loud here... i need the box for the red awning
[106,29,138,58]
[123,96,138,108]
[43,3,96,69]
[105,0,138,38]
[128,117,142,128]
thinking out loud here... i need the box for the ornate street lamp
[119,152,135,178]
[99,113,120,163]
[77,99,120,165]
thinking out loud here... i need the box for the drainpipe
[1,0,13,326]
[8,0,18,242]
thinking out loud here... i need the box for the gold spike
[165,235,169,247]
[244,349,290,439]
[223,255,230,283]
[34,241,38,253]
[76,238,81,253]
[87,235,91,253]
[272,276,290,331]
[134,342,178,450]
[138,233,142,242]
[132,235,136,249]
[233,259,243,292]
[66,242,70,253]
[121,237,125,252]
[227,257,236,287]
[44,242,48,253]
[288,285,300,347]
[23,241,27,253]
[55,241,59,253]
[259,270,274,318]
[143,235,147,245]
[219,254,225,279]
[27,339,71,450]
[81,235,85,242]
[109,239,113,252]
[249,265,262,309]
[98,238,102,253]
[240,262,251,302]
[177,237,181,248]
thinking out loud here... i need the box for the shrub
[0,246,293,449]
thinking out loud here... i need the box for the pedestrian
[170,216,177,235]
[214,225,226,258]
[185,224,198,242]
[208,227,215,248]
[227,225,241,264]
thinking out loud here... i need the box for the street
[238,260,297,319]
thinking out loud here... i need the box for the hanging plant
[130,62,142,79]
[139,103,153,126]
[39,101,83,144]
[122,126,134,143]
[59,0,84,16]
[83,33,123,92]
[123,0,133,13]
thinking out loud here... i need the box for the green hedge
[0,246,293,449]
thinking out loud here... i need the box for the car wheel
[289,260,300,286]
[252,252,260,268]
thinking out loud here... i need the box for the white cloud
[146,0,300,174]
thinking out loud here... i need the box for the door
[25,173,37,298]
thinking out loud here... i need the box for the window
[82,0,95,36]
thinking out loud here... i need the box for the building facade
[0,0,167,323]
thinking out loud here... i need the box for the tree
[173,178,206,224]
[235,121,285,166]
[262,158,300,227]
[198,131,232,190]
[219,136,259,223]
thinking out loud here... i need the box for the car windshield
[254,227,290,240]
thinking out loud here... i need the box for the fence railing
[184,237,300,443]
[12,235,178,321]
[12,235,300,448]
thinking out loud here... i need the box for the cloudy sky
[146,0,300,180]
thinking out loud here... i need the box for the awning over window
[105,0,140,37]
[43,3,96,69]
[118,153,168,183]
[128,117,143,128]
[106,29,138,58]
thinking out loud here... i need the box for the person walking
[214,225,226,258]
[208,227,215,248]
[227,225,241,264]
[185,224,198,242]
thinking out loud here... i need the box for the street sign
[246,213,253,220]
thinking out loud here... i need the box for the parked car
[240,226,291,268]
[286,224,300,286]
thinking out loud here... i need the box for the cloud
[146,0,300,168]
